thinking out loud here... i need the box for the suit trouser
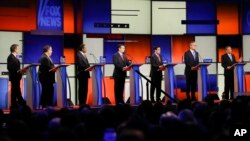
[78,77,88,105]
[224,72,234,99]
[40,82,54,107]
[150,75,162,102]
[10,79,26,108]
[114,77,125,104]
[185,71,197,100]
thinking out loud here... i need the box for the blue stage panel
[151,35,172,63]
[186,1,216,34]
[242,1,250,34]
[104,40,124,64]
[0,78,9,109]
[83,0,111,34]
[23,33,63,64]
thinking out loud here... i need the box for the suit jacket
[184,50,199,75]
[38,53,55,84]
[221,53,236,75]
[112,52,131,78]
[150,53,163,78]
[7,53,22,81]
[76,51,90,78]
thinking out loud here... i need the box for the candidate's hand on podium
[123,66,128,71]
[238,57,242,62]
[159,65,165,69]
[123,65,132,71]
[49,67,57,72]
[158,65,166,71]
[18,69,26,74]
[191,65,199,70]
[227,65,235,70]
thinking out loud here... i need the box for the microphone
[198,53,203,63]
[161,55,169,64]
[89,53,99,63]
[125,53,134,64]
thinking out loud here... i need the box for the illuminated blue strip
[36,80,41,108]
[133,65,140,104]
[53,83,57,106]
[31,65,39,109]
[200,65,208,100]
[237,64,244,92]
[23,78,27,100]
[167,65,175,99]
[60,66,68,107]
[95,65,103,105]
[0,78,8,109]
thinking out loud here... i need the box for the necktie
[48,57,53,63]
[121,54,124,61]
[83,54,89,63]
[192,51,195,59]
[156,54,161,62]
[229,54,232,61]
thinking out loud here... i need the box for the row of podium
[165,62,246,101]
[21,62,246,109]
[22,63,143,109]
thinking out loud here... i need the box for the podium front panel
[234,64,245,93]
[129,65,141,105]
[0,78,8,109]
[164,64,177,101]
[198,64,210,101]
[26,65,39,109]
[92,65,103,105]
[56,66,68,108]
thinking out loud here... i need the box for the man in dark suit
[76,44,90,105]
[184,41,199,101]
[112,44,131,104]
[221,46,237,100]
[150,46,164,103]
[38,45,55,108]
[7,44,26,109]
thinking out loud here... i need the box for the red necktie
[121,54,124,61]
[156,54,161,62]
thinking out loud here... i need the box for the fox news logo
[38,0,62,30]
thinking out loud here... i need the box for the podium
[234,63,246,93]
[129,64,142,105]
[164,63,177,101]
[197,63,211,101]
[21,64,39,109]
[87,64,104,105]
[51,64,69,108]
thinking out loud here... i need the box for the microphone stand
[90,53,110,104]
[90,53,99,63]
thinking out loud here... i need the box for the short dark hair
[117,44,124,49]
[79,44,85,51]
[189,41,196,45]
[154,46,160,50]
[225,45,231,49]
[10,44,18,53]
[43,45,52,53]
